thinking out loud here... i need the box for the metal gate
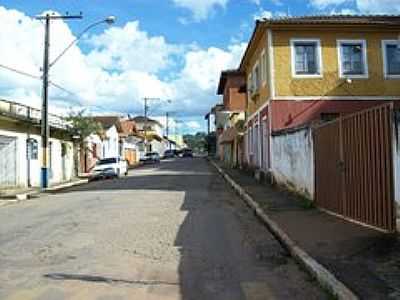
[314,103,395,232]
[0,136,17,187]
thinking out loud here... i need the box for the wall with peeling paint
[271,127,314,199]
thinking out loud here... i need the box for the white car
[140,152,161,164]
[89,157,128,181]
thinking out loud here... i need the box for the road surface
[0,158,327,300]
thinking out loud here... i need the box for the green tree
[65,110,103,176]
[66,110,103,142]
[183,132,207,153]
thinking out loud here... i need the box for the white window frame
[252,61,261,92]
[247,73,252,98]
[261,50,267,86]
[382,40,400,79]
[290,38,323,78]
[337,39,369,79]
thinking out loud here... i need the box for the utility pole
[144,97,149,152]
[36,13,82,189]
[166,112,170,150]
[143,97,159,152]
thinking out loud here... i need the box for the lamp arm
[49,20,105,68]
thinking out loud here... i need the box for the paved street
[0,158,326,300]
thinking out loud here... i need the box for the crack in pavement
[44,273,180,286]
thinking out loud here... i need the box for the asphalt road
[0,158,327,300]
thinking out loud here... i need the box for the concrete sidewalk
[0,178,88,205]
[213,160,400,299]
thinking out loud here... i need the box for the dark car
[140,152,161,164]
[163,149,176,159]
[181,148,193,158]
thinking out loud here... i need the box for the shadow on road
[44,158,325,300]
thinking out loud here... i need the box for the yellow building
[239,15,400,170]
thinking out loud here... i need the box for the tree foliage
[183,132,207,152]
[65,110,103,144]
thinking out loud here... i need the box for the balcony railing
[0,98,70,130]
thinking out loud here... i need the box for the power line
[0,63,41,80]
[0,62,138,115]
[0,62,91,107]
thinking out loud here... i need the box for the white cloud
[86,21,181,74]
[172,0,228,21]
[310,0,349,9]
[0,6,245,134]
[186,120,201,130]
[356,0,400,13]
[179,43,245,90]
[253,9,273,20]
[170,43,246,115]
[310,0,400,12]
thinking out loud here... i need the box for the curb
[0,179,88,207]
[209,159,358,300]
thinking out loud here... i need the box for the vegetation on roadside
[65,110,103,176]
[183,132,207,153]
[65,110,103,144]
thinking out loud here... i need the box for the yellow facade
[273,29,400,97]
[242,31,270,116]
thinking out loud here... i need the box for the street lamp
[37,14,116,189]
[49,16,116,68]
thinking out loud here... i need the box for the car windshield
[97,158,117,165]
[145,153,155,157]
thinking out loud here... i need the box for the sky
[0,0,399,134]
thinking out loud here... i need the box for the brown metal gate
[314,103,395,232]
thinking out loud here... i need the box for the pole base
[41,168,49,189]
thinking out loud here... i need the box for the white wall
[271,127,314,199]
[150,140,167,155]
[103,126,119,158]
[0,129,74,188]
[48,139,74,185]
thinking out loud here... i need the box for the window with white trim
[382,40,400,78]
[291,39,322,77]
[261,50,267,84]
[252,62,261,93]
[338,40,368,78]
[247,74,252,98]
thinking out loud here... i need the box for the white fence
[0,98,68,129]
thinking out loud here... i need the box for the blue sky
[0,0,399,134]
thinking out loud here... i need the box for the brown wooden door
[314,103,395,232]
[314,120,344,215]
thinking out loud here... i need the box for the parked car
[174,149,183,157]
[89,157,128,181]
[181,148,193,158]
[163,149,176,159]
[140,152,161,164]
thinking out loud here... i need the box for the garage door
[0,136,17,187]
[314,103,396,232]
